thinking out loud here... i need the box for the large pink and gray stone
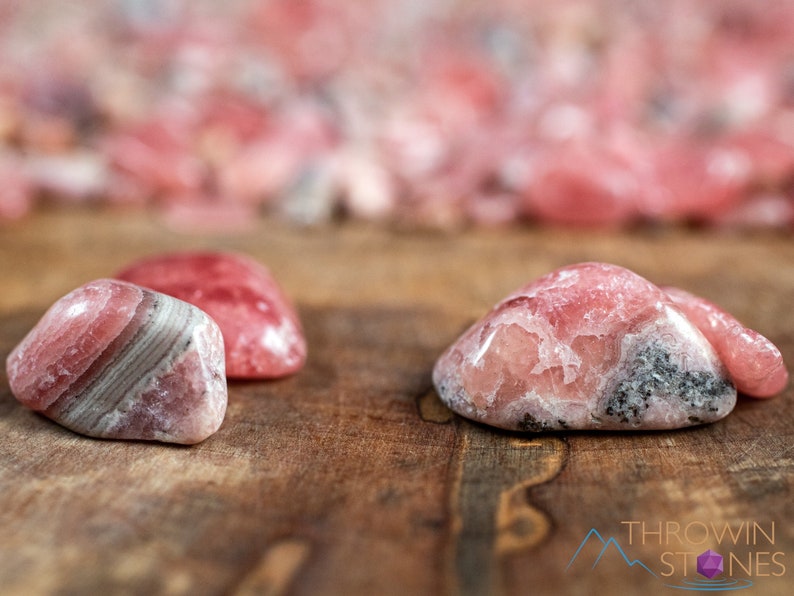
[6,279,227,444]
[433,263,737,431]
[117,251,306,379]
[662,286,788,398]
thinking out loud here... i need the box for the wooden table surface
[1,209,792,596]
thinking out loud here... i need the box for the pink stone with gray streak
[6,279,227,444]
[433,263,737,431]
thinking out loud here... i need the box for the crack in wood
[448,424,567,596]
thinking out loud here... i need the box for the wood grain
[1,208,792,595]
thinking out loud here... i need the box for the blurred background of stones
[1,0,793,230]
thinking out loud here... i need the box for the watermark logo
[566,528,657,577]
[665,548,753,591]
[566,521,786,591]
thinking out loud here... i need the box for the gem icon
[697,549,724,579]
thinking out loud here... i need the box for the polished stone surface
[433,263,738,431]
[663,286,789,398]
[6,279,227,444]
[117,251,306,379]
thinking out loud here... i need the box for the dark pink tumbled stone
[433,263,737,431]
[117,251,306,379]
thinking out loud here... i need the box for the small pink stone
[116,252,306,379]
[6,279,227,444]
[433,263,737,431]
[647,140,750,222]
[524,143,641,228]
[662,287,789,398]
[0,153,34,221]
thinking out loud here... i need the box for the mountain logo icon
[567,528,657,577]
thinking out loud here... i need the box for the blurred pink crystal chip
[433,262,786,431]
[117,251,306,379]
[6,279,227,444]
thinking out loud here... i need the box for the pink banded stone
[662,286,789,398]
[6,279,227,444]
[433,263,737,431]
[116,252,306,379]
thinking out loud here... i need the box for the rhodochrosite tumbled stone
[662,286,788,398]
[117,252,306,379]
[433,263,737,432]
[6,279,227,444]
